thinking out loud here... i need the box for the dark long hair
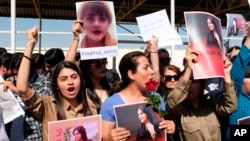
[79,58,111,113]
[51,61,93,119]
[73,126,92,141]
[207,16,223,48]
[113,51,146,93]
[136,104,161,140]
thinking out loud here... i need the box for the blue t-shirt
[100,92,166,122]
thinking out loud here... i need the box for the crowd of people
[0,8,250,141]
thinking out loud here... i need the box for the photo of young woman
[206,16,223,48]
[136,104,164,141]
[76,1,118,48]
[72,126,92,141]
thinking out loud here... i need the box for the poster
[184,11,225,79]
[136,9,183,47]
[114,101,166,141]
[226,13,246,37]
[75,1,118,60]
[48,115,101,141]
[0,76,24,124]
[238,116,250,125]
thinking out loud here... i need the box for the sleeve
[100,99,116,122]
[214,82,237,117]
[21,90,45,121]
[167,78,191,109]
[231,45,250,93]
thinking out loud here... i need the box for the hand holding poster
[226,13,246,37]
[48,115,101,141]
[184,11,224,79]
[75,1,118,60]
[0,75,24,124]
[114,101,166,141]
[136,9,183,47]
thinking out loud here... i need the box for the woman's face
[186,80,202,100]
[89,59,107,79]
[137,108,148,123]
[74,130,82,141]
[57,68,81,101]
[162,69,178,89]
[83,12,110,43]
[132,56,154,90]
[207,18,215,31]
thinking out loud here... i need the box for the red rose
[146,80,159,91]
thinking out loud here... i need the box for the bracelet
[74,38,79,41]
[23,55,33,62]
[150,51,158,53]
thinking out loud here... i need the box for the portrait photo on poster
[114,102,166,141]
[75,1,118,48]
[184,12,225,79]
[226,13,246,37]
[48,115,101,141]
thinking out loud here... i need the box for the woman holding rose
[100,48,175,141]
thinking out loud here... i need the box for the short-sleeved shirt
[100,92,166,122]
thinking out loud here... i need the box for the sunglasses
[163,75,179,81]
[91,59,107,69]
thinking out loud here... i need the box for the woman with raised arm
[167,44,237,141]
[13,26,97,141]
[100,50,176,141]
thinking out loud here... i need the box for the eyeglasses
[159,57,171,64]
[91,59,108,69]
[163,75,179,81]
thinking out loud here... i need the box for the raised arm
[65,20,83,62]
[167,44,198,108]
[146,35,160,82]
[16,26,38,99]
[214,57,237,116]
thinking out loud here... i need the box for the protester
[227,23,250,140]
[100,51,175,141]
[80,58,112,113]
[3,26,97,141]
[167,44,237,141]
[157,65,181,100]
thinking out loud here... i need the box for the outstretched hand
[72,20,83,38]
[147,35,158,52]
[223,57,232,74]
[184,43,199,70]
[27,26,38,45]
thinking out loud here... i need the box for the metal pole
[39,18,42,53]
[170,0,175,65]
[10,0,16,53]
